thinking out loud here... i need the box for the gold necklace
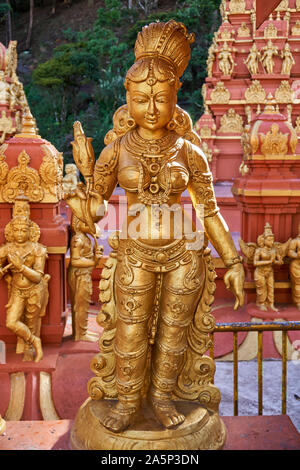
[124,130,182,204]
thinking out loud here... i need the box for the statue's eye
[133,97,147,104]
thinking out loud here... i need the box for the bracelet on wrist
[224,256,243,268]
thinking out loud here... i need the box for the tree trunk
[6,0,12,45]
[88,0,94,6]
[25,0,34,50]
[128,0,133,8]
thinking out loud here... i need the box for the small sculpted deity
[218,42,234,76]
[240,223,289,312]
[67,215,103,341]
[0,194,50,362]
[244,43,261,75]
[62,163,78,195]
[66,20,244,435]
[281,43,295,76]
[206,38,218,77]
[288,223,300,309]
[260,40,279,75]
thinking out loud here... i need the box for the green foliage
[0,3,11,21]
[27,0,221,163]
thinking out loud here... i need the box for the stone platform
[0,415,299,450]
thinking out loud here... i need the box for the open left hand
[223,263,245,310]
[7,253,23,272]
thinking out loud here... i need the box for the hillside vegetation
[1,0,221,162]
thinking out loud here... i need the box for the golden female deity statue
[68,20,244,450]
[288,223,300,310]
[67,215,103,341]
[0,194,50,362]
[281,43,295,76]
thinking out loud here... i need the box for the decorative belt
[118,237,199,273]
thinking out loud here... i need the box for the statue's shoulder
[183,138,210,174]
[33,242,48,257]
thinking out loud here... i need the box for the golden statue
[62,163,78,195]
[288,223,300,310]
[260,40,279,75]
[206,38,217,78]
[0,194,50,362]
[68,20,244,450]
[281,43,295,76]
[244,43,261,75]
[218,41,234,76]
[240,224,290,312]
[67,215,103,341]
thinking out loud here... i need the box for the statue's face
[265,235,274,248]
[126,80,177,133]
[13,223,30,244]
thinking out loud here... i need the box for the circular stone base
[70,398,227,450]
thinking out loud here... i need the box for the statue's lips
[144,116,159,124]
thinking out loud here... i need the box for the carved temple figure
[206,38,218,77]
[218,42,234,76]
[288,223,300,309]
[211,81,231,103]
[229,0,246,14]
[239,223,290,312]
[260,40,279,75]
[291,20,300,36]
[264,23,278,40]
[237,22,251,38]
[218,108,244,133]
[67,20,244,445]
[0,194,50,362]
[62,163,78,195]
[244,43,261,75]
[67,214,103,341]
[281,43,295,76]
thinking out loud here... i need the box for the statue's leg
[6,291,42,361]
[25,291,44,362]
[254,269,268,310]
[72,271,97,341]
[67,266,77,338]
[149,253,203,428]
[290,260,300,309]
[267,270,278,311]
[101,261,156,433]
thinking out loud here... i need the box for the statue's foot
[75,331,98,342]
[32,337,43,363]
[269,304,278,312]
[257,304,268,311]
[101,402,137,433]
[296,304,300,311]
[149,396,185,429]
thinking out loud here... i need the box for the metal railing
[209,321,300,416]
